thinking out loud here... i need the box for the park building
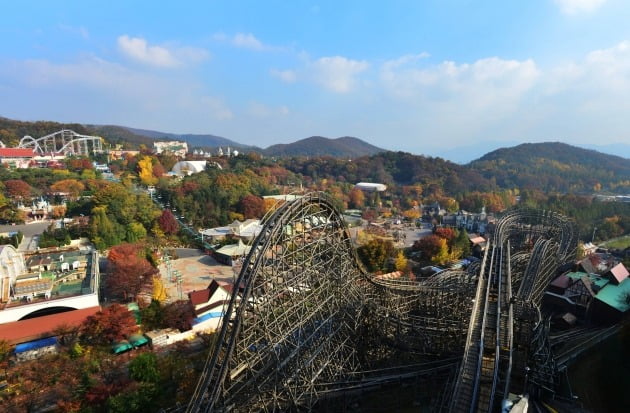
[0,245,26,302]
[170,160,208,176]
[354,182,387,192]
[153,140,188,157]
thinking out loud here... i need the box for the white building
[0,245,26,303]
[171,160,207,176]
[355,182,387,192]
[153,141,188,157]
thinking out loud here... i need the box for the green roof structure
[129,334,149,347]
[565,272,610,290]
[595,278,630,313]
[112,340,133,354]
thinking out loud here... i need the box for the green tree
[129,353,160,383]
[126,222,147,243]
[90,206,123,249]
[454,228,472,257]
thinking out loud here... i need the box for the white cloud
[381,55,539,109]
[247,102,290,118]
[270,68,297,83]
[233,33,265,51]
[548,40,630,96]
[310,56,369,93]
[214,32,278,52]
[117,35,208,67]
[0,56,232,125]
[553,0,606,15]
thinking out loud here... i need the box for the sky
[2,0,630,158]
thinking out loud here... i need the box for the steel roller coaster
[185,193,581,412]
[0,129,104,156]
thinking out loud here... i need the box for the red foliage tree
[81,303,138,344]
[5,179,33,199]
[158,209,179,235]
[66,157,94,171]
[412,234,444,261]
[152,162,166,178]
[238,194,265,219]
[362,208,378,223]
[163,300,195,331]
[434,227,456,245]
[107,243,158,301]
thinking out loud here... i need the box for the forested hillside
[281,152,495,194]
[470,142,630,193]
[264,136,385,158]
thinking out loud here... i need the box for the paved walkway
[0,221,50,252]
[159,250,235,302]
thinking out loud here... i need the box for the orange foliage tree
[107,243,158,301]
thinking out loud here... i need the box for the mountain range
[0,117,630,166]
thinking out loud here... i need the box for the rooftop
[565,271,610,290]
[0,306,100,344]
[595,277,630,313]
[608,263,629,285]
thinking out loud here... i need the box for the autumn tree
[394,251,409,273]
[66,157,93,172]
[263,197,283,214]
[412,234,444,262]
[50,179,85,200]
[431,237,450,265]
[138,156,158,186]
[107,243,158,301]
[348,187,365,209]
[162,300,195,331]
[238,194,265,219]
[81,304,138,345]
[434,227,456,245]
[402,208,421,221]
[5,179,32,200]
[151,162,164,178]
[357,238,395,272]
[362,208,378,223]
[158,209,179,235]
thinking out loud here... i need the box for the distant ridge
[469,142,630,192]
[119,126,251,150]
[264,136,385,158]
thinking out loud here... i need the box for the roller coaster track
[16,129,104,156]
[183,197,578,412]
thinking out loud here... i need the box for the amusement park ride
[176,192,594,412]
[0,129,103,156]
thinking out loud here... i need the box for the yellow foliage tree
[152,276,168,301]
[432,238,450,266]
[402,208,421,220]
[394,251,408,273]
[138,156,158,186]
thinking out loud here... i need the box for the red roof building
[0,306,101,345]
[0,148,35,158]
[188,280,237,317]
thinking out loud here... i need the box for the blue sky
[2,0,630,157]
